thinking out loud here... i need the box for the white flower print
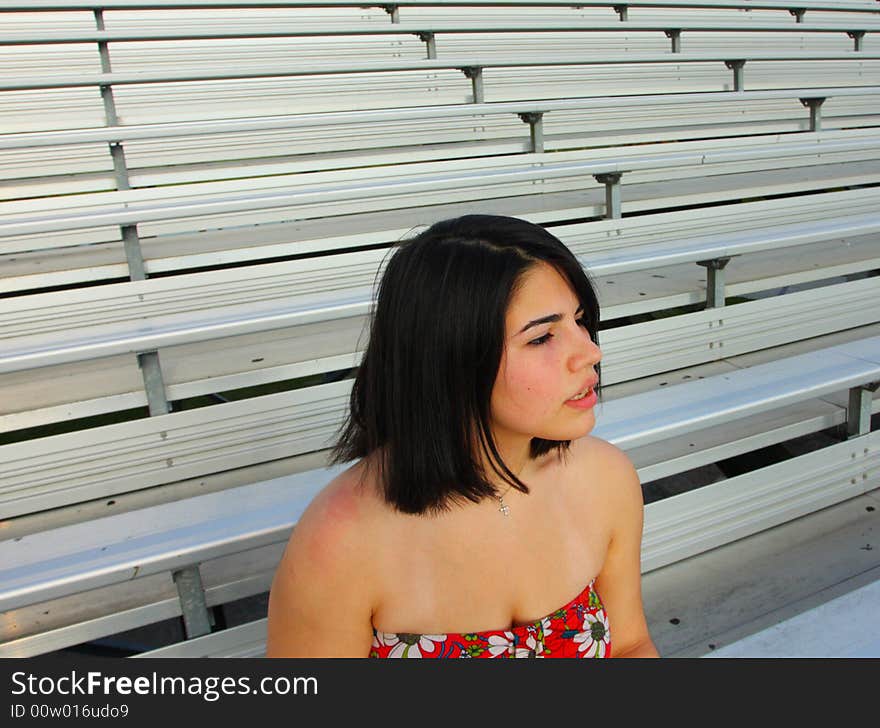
[574,611,610,658]
[385,633,447,658]
[513,628,545,658]
[486,632,516,657]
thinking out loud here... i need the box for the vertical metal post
[518,112,545,153]
[594,173,623,219]
[94,10,170,418]
[696,257,731,309]
[122,225,147,281]
[462,67,484,103]
[419,32,437,59]
[94,10,148,282]
[384,4,400,23]
[800,97,825,132]
[790,9,805,24]
[138,351,171,416]
[846,384,877,438]
[666,30,682,53]
[173,567,213,639]
[725,60,745,92]
[107,140,129,190]
[848,31,865,52]
[614,5,629,22]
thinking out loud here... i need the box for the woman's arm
[592,442,660,658]
[266,482,376,657]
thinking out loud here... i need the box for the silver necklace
[493,484,514,517]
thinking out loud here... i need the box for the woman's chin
[541,413,596,443]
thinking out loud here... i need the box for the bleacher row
[0,0,878,658]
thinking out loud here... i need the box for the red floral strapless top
[370,577,610,658]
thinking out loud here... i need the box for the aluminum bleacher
[0,0,878,657]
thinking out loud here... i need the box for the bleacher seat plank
[133,619,268,658]
[3,129,879,243]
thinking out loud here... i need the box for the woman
[266,215,658,658]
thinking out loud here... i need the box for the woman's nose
[569,329,602,371]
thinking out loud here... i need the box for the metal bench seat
[3,253,879,443]
[7,1,880,16]
[7,87,878,205]
[3,204,879,378]
[9,19,880,47]
[3,54,877,146]
[6,87,876,153]
[3,271,879,517]
[598,230,880,319]
[2,330,877,656]
[3,128,879,244]
[4,182,879,367]
[133,619,269,658]
[4,154,879,295]
[6,52,879,96]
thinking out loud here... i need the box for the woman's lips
[565,386,597,410]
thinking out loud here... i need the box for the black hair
[328,214,601,516]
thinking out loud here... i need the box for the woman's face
[489,261,602,455]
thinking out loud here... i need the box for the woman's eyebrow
[516,304,584,335]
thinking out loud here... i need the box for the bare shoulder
[572,439,658,656]
[288,460,380,565]
[564,434,643,541]
[570,435,641,500]
[265,460,382,657]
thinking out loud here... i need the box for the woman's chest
[370,482,610,635]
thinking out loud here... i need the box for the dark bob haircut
[328,214,601,516]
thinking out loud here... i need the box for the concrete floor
[705,578,880,658]
[643,486,880,658]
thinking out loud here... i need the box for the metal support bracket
[594,172,624,219]
[96,9,151,287]
[847,382,879,439]
[108,141,130,190]
[847,31,865,52]
[800,97,825,132]
[613,5,629,21]
[173,566,213,639]
[696,257,732,309]
[518,112,545,153]
[418,31,437,59]
[122,225,147,281]
[724,60,746,92]
[665,29,682,53]
[98,84,119,125]
[383,4,400,23]
[789,8,805,24]
[138,350,171,416]
[461,66,484,103]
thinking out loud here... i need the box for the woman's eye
[528,333,552,346]
[528,316,589,346]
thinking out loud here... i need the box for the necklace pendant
[499,500,510,517]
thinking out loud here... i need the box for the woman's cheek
[509,364,551,410]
